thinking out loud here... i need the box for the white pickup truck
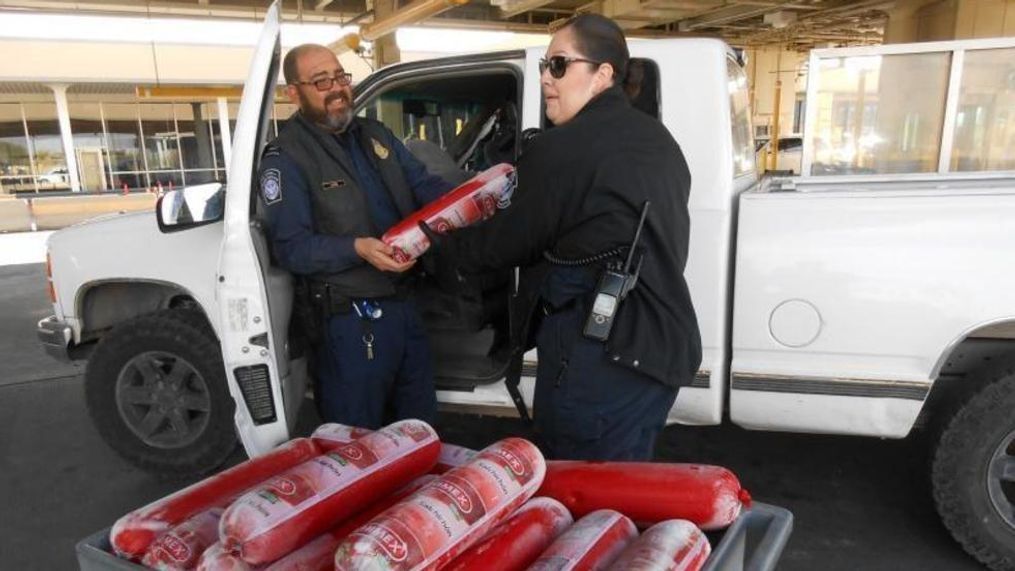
[36,3,1015,568]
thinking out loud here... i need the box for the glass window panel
[149,170,184,190]
[951,48,1015,172]
[139,103,181,172]
[728,58,756,178]
[176,102,216,185]
[104,102,144,189]
[0,103,33,193]
[69,102,111,192]
[23,102,68,191]
[809,52,950,175]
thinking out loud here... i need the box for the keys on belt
[352,300,382,361]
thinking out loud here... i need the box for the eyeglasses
[293,72,353,92]
[538,55,602,79]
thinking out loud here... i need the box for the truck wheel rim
[115,351,212,449]
[987,426,1015,531]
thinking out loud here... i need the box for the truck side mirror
[156,182,225,233]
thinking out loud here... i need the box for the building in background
[0,14,545,195]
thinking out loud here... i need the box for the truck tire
[85,309,236,476]
[932,362,1015,571]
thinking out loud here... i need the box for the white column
[217,97,233,174]
[49,84,82,193]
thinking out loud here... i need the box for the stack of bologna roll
[106,420,751,571]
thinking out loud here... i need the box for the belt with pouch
[310,281,412,317]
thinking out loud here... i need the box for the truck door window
[357,72,519,176]
[625,59,660,118]
[949,47,1015,172]
[727,58,756,178]
[808,52,950,175]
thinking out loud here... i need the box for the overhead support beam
[359,0,471,41]
[677,4,782,31]
[492,0,556,19]
[734,1,821,9]
[579,0,705,29]
[315,0,335,9]
[327,32,362,54]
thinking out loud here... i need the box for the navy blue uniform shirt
[260,119,452,276]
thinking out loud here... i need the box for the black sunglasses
[294,72,353,92]
[539,55,603,79]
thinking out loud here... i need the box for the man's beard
[300,90,353,133]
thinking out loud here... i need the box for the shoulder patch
[261,168,282,205]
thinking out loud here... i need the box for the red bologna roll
[195,543,254,571]
[142,508,224,570]
[111,438,320,560]
[607,520,710,571]
[442,496,573,571]
[310,423,373,452]
[433,443,477,474]
[529,510,637,571]
[334,437,546,571]
[538,462,750,530]
[381,163,516,263]
[260,475,435,571]
[220,420,440,565]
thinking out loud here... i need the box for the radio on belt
[583,201,650,342]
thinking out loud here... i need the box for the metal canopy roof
[0,0,889,49]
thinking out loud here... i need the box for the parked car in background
[37,167,70,189]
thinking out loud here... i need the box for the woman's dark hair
[559,13,630,85]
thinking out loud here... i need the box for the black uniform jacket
[447,85,702,388]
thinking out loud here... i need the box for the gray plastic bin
[77,502,792,570]
[702,502,794,571]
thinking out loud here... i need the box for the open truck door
[217,1,303,456]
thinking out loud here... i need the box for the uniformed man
[260,43,453,428]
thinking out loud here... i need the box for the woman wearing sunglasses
[424,14,700,461]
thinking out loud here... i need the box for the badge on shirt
[371,138,390,160]
[261,168,282,205]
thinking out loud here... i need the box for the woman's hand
[354,237,416,273]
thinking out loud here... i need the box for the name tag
[322,179,346,190]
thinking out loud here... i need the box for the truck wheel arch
[75,280,211,343]
[921,320,1015,430]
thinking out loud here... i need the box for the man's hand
[354,237,416,273]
